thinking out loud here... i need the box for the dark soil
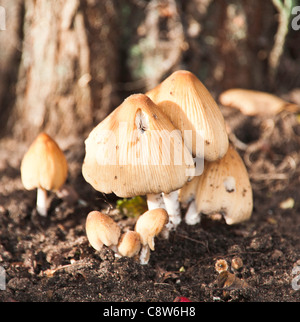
[0,95,300,302]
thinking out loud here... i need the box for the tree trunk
[6,0,119,141]
[0,0,299,142]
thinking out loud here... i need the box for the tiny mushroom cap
[21,132,68,192]
[135,208,169,250]
[146,70,229,161]
[85,211,121,251]
[20,132,68,216]
[219,88,299,116]
[194,144,253,225]
[117,231,141,257]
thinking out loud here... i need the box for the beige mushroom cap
[85,211,121,251]
[135,208,169,250]
[21,133,68,192]
[219,88,299,116]
[82,93,194,198]
[178,175,200,207]
[195,144,253,225]
[118,231,141,257]
[147,70,228,161]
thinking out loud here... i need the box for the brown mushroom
[117,231,141,258]
[147,70,229,161]
[135,208,169,264]
[85,211,121,252]
[193,144,253,225]
[20,133,68,216]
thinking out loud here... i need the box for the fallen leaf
[155,266,179,283]
[279,197,294,209]
[219,89,299,116]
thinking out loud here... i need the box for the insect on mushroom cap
[85,211,121,251]
[135,208,169,250]
[20,133,68,192]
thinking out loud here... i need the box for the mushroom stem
[162,189,181,230]
[184,200,200,225]
[139,245,151,265]
[36,187,48,217]
[146,193,166,210]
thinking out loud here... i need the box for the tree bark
[0,0,299,141]
[7,0,119,141]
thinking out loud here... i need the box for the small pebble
[231,256,243,270]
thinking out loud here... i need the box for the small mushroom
[219,88,299,116]
[195,144,253,225]
[135,208,169,265]
[181,144,253,225]
[82,94,194,236]
[117,231,141,258]
[215,259,229,274]
[20,133,68,216]
[85,211,121,252]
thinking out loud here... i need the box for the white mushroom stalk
[184,199,200,225]
[36,187,48,217]
[139,244,151,265]
[162,190,181,230]
[146,193,166,210]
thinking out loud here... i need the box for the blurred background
[0,0,299,143]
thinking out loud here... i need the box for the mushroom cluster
[85,208,168,265]
[82,70,237,240]
[20,70,253,266]
[82,92,195,236]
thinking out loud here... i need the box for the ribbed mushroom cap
[219,88,299,116]
[85,211,121,251]
[195,144,253,225]
[20,133,68,192]
[135,208,169,250]
[118,231,141,257]
[82,93,195,198]
[146,70,228,161]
